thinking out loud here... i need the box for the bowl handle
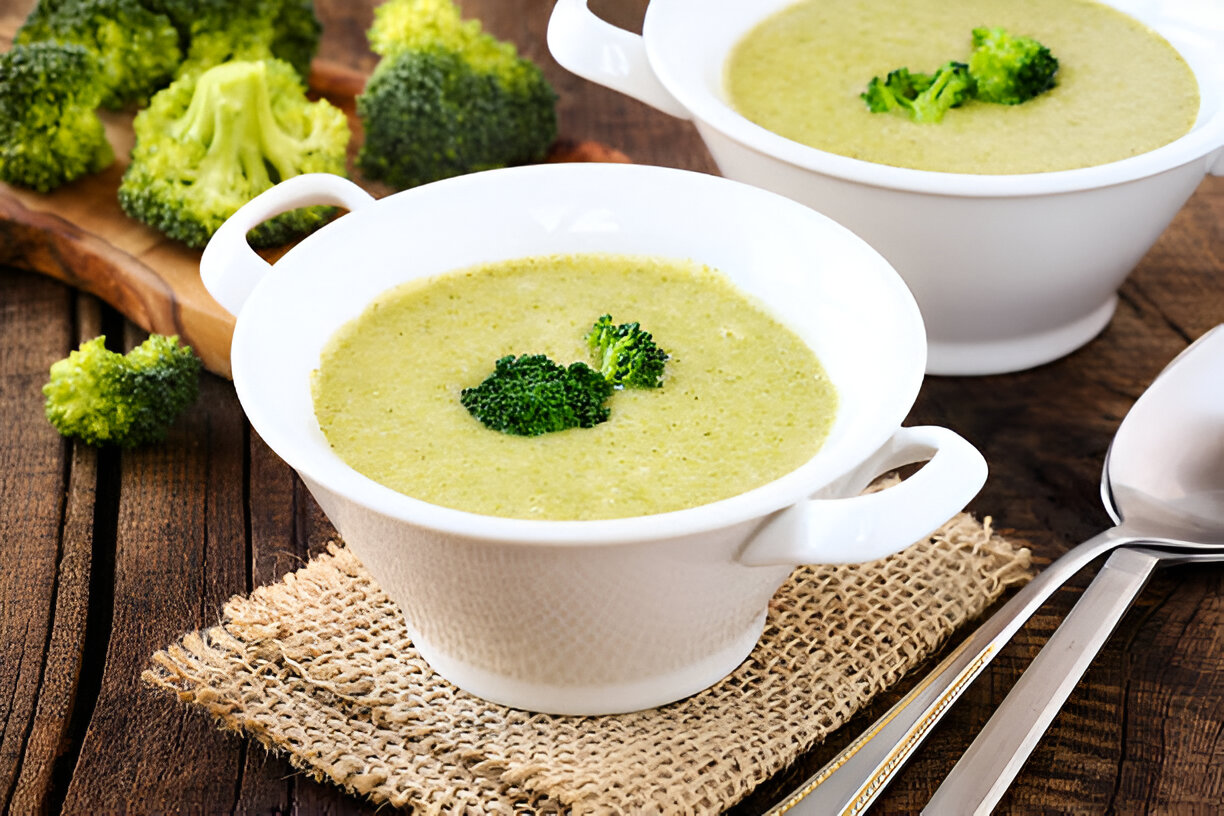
[738,426,988,566]
[200,173,376,318]
[547,0,690,120]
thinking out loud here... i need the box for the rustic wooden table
[2,1,1222,813]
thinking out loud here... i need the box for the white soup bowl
[200,165,986,715]
[548,0,1224,375]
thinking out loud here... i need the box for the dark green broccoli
[586,314,669,389]
[0,42,113,193]
[968,27,1059,105]
[460,354,613,437]
[357,0,558,190]
[16,0,182,110]
[118,58,350,249]
[146,0,321,80]
[862,61,973,123]
[44,334,202,448]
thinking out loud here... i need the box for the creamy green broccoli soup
[725,0,1198,174]
[312,253,837,521]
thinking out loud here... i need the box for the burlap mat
[144,512,1031,815]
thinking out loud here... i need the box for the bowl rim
[230,164,929,546]
[641,0,1224,198]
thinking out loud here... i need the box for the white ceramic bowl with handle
[201,164,986,715]
[548,0,1224,375]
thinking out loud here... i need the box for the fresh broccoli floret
[118,58,350,249]
[0,42,114,193]
[44,334,202,448]
[147,0,321,80]
[909,61,973,122]
[586,314,669,389]
[357,0,558,190]
[460,354,613,437]
[16,0,182,110]
[861,67,932,114]
[862,62,972,123]
[968,27,1059,105]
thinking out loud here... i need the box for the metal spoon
[924,326,1224,814]
[766,325,1224,816]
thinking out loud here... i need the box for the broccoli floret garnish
[460,354,613,437]
[861,62,972,123]
[0,42,114,193]
[146,0,322,80]
[44,334,202,448]
[118,58,350,249]
[357,0,558,190]
[863,27,1057,121]
[586,314,669,389]
[968,26,1059,105]
[16,0,182,110]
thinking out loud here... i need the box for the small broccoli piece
[909,61,973,123]
[16,0,182,110]
[44,334,202,448]
[586,314,669,389]
[460,354,613,437]
[147,0,321,79]
[357,0,558,190]
[862,62,971,123]
[0,42,113,193]
[862,67,932,114]
[968,27,1059,105]
[118,58,350,249]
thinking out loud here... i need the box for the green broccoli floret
[357,0,558,190]
[862,62,972,123]
[0,42,114,193]
[44,334,202,448]
[586,314,669,389]
[118,58,350,249]
[460,354,613,437]
[968,27,1059,105]
[146,0,321,79]
[16,0,182,110]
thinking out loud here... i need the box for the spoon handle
[764,528,1130,816]
[920,546,1161,816]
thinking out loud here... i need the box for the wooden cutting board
[0,18,629,378]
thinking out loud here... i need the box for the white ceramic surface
[201,165,987,714]
[547,0,1224,375]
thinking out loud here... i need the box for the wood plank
[5,295,101,814]
[59,333,250,811]
[0,269,74,812]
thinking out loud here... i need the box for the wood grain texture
[0,0,1221,814]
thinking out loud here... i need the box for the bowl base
[410,610,768,715]
[926,297,1117,376]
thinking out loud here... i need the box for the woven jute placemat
[144,512,1031,815]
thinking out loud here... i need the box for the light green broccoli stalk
[118,58,350,249]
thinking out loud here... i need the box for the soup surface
[725,0,1198,174]
[312,253,837,521]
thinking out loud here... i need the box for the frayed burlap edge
[144,513,1031,815]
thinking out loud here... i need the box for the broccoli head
[16,0,182,110]
[147,0,321,79]
[862,62,972,123]
[357,0,558,190]
[460,354,613,437]
[968,27,1059,105]
[118,58,350,249]
[586,314,669,389]
[44,334,202,448]
[0,42,114,193]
